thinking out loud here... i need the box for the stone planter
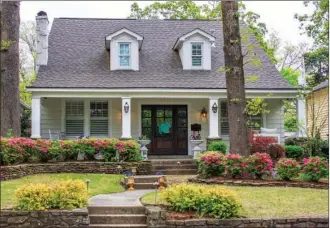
[138,139,151,160]
[190,140,203,159]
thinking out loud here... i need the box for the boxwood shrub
[285,145,304,159]
[208,141,227,153]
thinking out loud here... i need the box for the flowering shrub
[224,154,247,178]
[15,180,88,210]
[275,158,301,180]
[0,137,141,165]
[198,152,226,178]
[161,184,241,219]
[302,157,328,181]
[250,136,277,154]
[246,152,273,179]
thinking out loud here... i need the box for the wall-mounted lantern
[201,107,207,118]
[212,102,218,113]
[124,102,129,113]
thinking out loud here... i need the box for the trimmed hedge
[0,137,142,165]
[15,180,88,210]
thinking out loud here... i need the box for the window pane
[192,44,202,55]
[142,109,152,118]
[192,56,202,66]
[142,118,151,127]
[120,43,130,55]
[90,101,108,117]
[120,56,130,66]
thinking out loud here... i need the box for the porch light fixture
[124,102,129,113]
[212,102,218,113]
[201,107,207,118]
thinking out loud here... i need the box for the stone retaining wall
[146,206,329,228]
[0,161,152,180]
[0,209,89,228]
[189,177,328,189]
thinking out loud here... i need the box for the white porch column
[297,62,307,137]
[297,98,307,137]
[31,96,41,138]
[121,97,132,139]
[208,97,220,138]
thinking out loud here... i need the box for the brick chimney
[36,11,49,71]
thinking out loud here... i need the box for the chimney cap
[37,11,47,16]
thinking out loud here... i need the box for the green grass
[1,173,124,209]
[141,186,328,218]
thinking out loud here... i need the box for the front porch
[30,89,298,155]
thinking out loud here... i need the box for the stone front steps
[88,205,147,228]
[150,159,198,175]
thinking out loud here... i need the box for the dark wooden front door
[141,105,188,155]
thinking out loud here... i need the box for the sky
[21,1,314,46]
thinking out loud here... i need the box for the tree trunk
[0,2,21,137]
[221,1,249,156]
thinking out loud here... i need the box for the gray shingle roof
[31,18,294,90]
[312,80,328,92]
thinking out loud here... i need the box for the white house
[27,12,304,156]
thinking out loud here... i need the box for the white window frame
[191,42,203,69]
[118,42,131,69]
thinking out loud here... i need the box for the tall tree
[295,0,329,86]
[0,2,21,137]
[221,2,249,155]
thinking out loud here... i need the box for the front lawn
[141,185,328,218]
[1,173,124,209]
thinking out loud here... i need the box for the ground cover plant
[1,173,124,208]
[0,137,142,165]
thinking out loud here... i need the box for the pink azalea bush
[302,156,328,181]
[275,158,301,180]
[246,152,274,179]
[224,154,247,178]
[198,152,226,178]
[0,137,141,165]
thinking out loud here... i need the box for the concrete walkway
[88,190,155,206]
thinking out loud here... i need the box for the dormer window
[119,42,131,68]
[192,43,202,67]
[173,28,215,70]
[105,28,144,71]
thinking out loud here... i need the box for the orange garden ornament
[127,176,135,190]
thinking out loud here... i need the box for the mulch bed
[188,177,328,189]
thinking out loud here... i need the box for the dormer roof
[173,28,216,50]
[105,27,144,49]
